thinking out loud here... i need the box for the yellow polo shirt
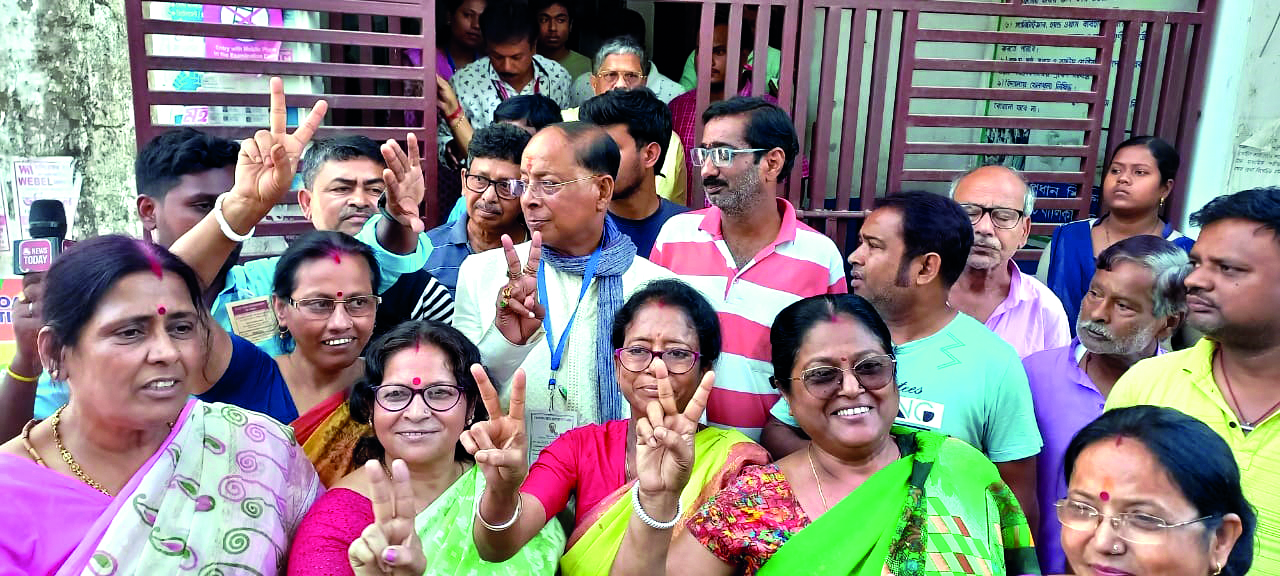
[561,107,687,206]
[1106,338,1280,573]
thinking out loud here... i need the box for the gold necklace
[51,405,113,496]
[807,443,829,512]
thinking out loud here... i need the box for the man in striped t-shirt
[649,97,846,440]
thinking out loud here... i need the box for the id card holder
[527,409,578,465]
[225,296,279,343]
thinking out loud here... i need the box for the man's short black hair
[701,97,799,179]
[531,0,573,19]
[873,191,974,288]
[301,135,385,189]
[469,123,533,166]
[135,128,239,199]
[1190,187,1280,242]
[552,121,621,180]
[492,94,563,129]
[481,0,538,46]
[580,88,671,177]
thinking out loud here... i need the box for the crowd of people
[0,2,1276,575]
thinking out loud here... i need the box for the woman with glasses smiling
[653,294,1039,575]
[195,231,385,486]
[1059,406,1254,576]
[287,320,565,575]
[461,279,768,575]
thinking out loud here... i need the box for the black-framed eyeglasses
[374,384,465,412]
[595,70,646,86]
[691,147,767,167]
[958,203,1025,229]
[786,354,896,400]
[288,295,381,320]
[510,175,599,198]
[614,346,701,375]
[464,172,521,200]
[1055,499,1213,545]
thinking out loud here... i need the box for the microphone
[13,199,69,275]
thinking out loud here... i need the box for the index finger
[268,77,286,135]
[681,371,715,422]
[501,234,522,277]
[525,232,542,274]
[389,459,417,523]
[656,374,678,416]
[365,460,395,523]
[382,139,408,177]
[470,364,505,420]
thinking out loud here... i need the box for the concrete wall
[0,0,139,263]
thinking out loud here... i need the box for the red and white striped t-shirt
[650,198,848,440]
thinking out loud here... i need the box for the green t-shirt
[770,313,1042,462]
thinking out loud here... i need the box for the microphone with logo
[13,199,70,275]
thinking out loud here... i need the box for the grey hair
[593,36,650,76]
[947,164,1037,216]
[1096,235,1192,318]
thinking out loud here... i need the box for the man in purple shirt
[949,165,1070,358]
[1024,234,1189,573]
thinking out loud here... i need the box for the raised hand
[232,77,328,215]
[12,272,44,378]
[634,370,715,497]
[460,366,528,497]
[348,460,427,576]
[436,74,463,118]
[380,134,425,233]
[494,232,545,346]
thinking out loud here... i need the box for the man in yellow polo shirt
[1106,186,1280,574]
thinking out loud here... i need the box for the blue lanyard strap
[537,246,602,393]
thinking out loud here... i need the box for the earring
[1213,562,1223,575]
[278,325,290,336]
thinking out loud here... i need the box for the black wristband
[377,192,399,226]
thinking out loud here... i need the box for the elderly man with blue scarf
[453,121,673,438]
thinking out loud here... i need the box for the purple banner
[202,6,284,61]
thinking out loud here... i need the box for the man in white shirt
[453,122,672,432]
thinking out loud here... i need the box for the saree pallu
[294,390,369,487]
[559,427,769,575]
[760,428,1040,576]
[47,400,322,575]
[416,465,565,575]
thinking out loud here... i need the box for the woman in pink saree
[0,242,322,572]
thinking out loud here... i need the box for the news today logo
[18,239,53,273]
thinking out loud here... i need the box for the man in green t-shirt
[762,191,1043,536]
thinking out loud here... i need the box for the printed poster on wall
[11,157,81,239]
[203,6,284,61]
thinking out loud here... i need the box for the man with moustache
[453,121,672,431]
[425,123,532,296]
[1024,235,1189,573]
[1107,187,1280,574]
[948,165,1070,358]
[579,88,687,256]
[649,97,845,440]
[762,191,1042,532]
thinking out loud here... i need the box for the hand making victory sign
[634,370,715,498]
[347,460,428,576]
[495,232,546,345]
[461,365,529,495]
[234,77,327,213]
[379,133,426,234]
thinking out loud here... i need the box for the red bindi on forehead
[157,306,167,315]
[336,291,343,298]
[412,377,421,386]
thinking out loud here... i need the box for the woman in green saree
[635,294,1041,576]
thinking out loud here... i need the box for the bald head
[520,122,620,255]
[542,121,621,179]
[950,165,1034,272]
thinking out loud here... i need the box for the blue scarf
[540,218,637,421]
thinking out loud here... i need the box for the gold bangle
[7,367,38,382]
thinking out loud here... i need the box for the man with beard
[579,88,687,256]
[649,98,846,440]
[425,123,532,296]
[949,165,1070,358]
[762,191,1042,532]
[1106,186,1280,575]
[1024,234,1189,574]
[453,122,672,430]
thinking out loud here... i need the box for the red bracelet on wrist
[446,106,464,123]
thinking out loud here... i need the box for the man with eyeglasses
[649,98,846,440]
[579,88,687,256]
[561,36,688,205]
[453,121,673,434]
[762,191,1043,535]
[948,165,1070,358]
[425,123,532,297]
